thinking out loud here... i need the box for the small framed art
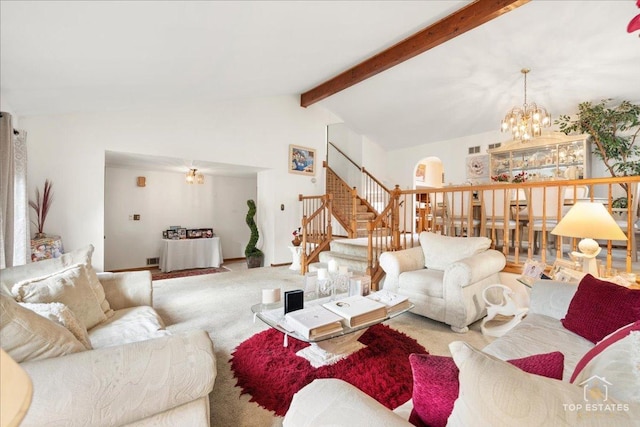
[289,144,316,176]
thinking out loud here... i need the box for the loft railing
[401,176,640,274]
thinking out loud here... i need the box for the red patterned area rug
[230,324,426,416]
[151,267,229,281]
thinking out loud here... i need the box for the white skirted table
[160,237,223,272]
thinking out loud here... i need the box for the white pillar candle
[328,259,338,273]
[262,288,281,304]
[317,268,328,280]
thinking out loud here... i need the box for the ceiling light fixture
[501,68,551,141]
[186,168,204,184]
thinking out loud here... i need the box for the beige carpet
[151,265,494,427]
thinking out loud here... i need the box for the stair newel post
[350,187,358,238]
[326,193,333,243]
[391,185,402,251]
[366,219,374,278]
[301,214,308,274]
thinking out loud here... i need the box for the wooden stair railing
[299,193,333,274]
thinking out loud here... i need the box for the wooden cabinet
[488,133,590,181]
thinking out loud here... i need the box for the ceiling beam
[300,0,530,108]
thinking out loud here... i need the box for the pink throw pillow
[562,274,640,343]
[409,352,564,427]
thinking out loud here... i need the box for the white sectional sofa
[283,279,640,426]
[0,245,216,427]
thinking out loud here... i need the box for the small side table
[288,245,303,271]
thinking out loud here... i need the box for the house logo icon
[578,375,611,403]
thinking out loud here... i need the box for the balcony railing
[401,176,639,273]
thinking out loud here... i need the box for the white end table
[288,245,303,271]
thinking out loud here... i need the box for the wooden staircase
[298,148,394,289]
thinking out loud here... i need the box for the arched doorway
[413,157,444,233]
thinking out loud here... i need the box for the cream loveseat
[283,279,640,426]
[379,232,506,332]
[0,245,216,427]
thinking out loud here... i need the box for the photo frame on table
[178,228,187,239]
[166,230,178,240]
[162,230,168,239]
[187,229,203,239]
[550,259,585,282]
[288,144,316,176]
[201,228,214,238]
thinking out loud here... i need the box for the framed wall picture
[288,144,316,176]
[415,163,426,182]
[466,155,490,180]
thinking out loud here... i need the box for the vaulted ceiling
[1,1,639,151]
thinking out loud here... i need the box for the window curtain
[0,112,30,268]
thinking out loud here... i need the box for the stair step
[317,252,369,274]
[307,262,366,276]
[329,240,370,258]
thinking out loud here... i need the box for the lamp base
[571,237,601,277]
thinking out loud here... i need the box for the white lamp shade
[551,201,627,241]
[0,349,33,427]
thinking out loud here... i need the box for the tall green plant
[29,179,54,236]
[556,99,640,191]
[245,199,263,257]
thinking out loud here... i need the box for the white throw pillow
[0,292,85,363]
[19,302,93,350]
[2,244,113,318]
[13,263,107,329]
[448,341,639,426]
[419,232,491,270]
[571,322,640,404]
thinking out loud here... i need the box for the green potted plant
[245,199,264,268]
[556,99,640,192]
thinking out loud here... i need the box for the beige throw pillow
[2,244,113,318]
[419,232,491,270]
[448,341,640,426]
[13,263,107,329]
[19,302,93,350]
[0,293,85,363]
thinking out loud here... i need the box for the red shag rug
[151,267,229,281]
[230,324,426,416]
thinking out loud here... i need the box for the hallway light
[186,168,204,184]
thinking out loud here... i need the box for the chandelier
[186,168,204,184]
[501,68,551,141]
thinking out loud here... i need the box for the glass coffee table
[251,292,413,367]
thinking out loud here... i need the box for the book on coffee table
[284,305,344,339]
[322,295,387,328]
[367,290,412,315]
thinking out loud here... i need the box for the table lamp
[1,349,33,427]
[551,201,627,276]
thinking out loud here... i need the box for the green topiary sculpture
[245,199,264,267]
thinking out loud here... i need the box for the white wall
[21,95,338,270]
[104,167,256,270]
[386,130,505,190]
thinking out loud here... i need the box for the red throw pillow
[408,351,564,427]
[562,274,640,343]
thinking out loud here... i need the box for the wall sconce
[186,168,204,184]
